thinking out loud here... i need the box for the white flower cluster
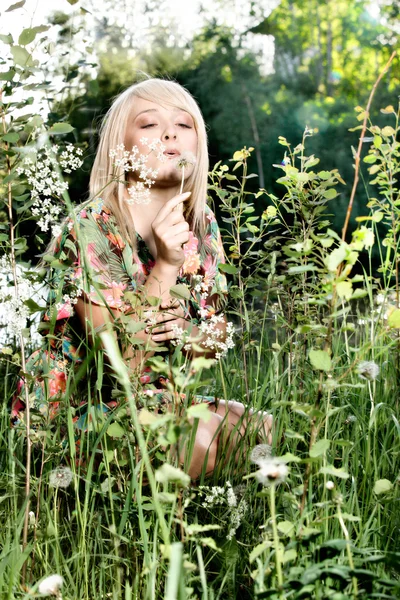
[199,482,248,541]
[198,313,235,360]
[109,139,166,205]
[0,256,37,339]
[16,143,83,235]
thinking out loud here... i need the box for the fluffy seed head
[38,574,64,596]
[49,466,73,489]
[357,360,380,381]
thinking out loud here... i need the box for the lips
[164,149,180,158]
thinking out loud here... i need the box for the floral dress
[12,198,228,428]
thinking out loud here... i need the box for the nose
[163,131,177,141]
[162,124,177,141]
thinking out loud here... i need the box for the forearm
[143,260,180,306]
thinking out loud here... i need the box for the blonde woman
[13,79,272,478]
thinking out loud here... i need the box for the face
[125,98,198,187]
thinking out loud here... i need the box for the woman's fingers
[153,192,191,225]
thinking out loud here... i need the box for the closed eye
[178,123,192,129]
[141,123,157,128]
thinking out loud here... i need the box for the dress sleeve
[186,205,228,321]
[46,200,133,323]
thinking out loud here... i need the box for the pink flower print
[79,209,87,219]
[182,232,201,275]
[56,302,74,320]
[104,281,127,308]
[87,242,105,271]
[48,370,67,397]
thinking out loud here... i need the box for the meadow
[0,16,399,598]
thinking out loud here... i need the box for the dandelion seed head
[38,574,64,596]
[250,444,272,465]
[326,480,335,490]
[357,360,380,381]
[49,466,73,489]
[174,151,197,170]
[255,458,288,487]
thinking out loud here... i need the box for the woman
[14,79,272,478]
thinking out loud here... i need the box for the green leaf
[324,244,347,272]
[5,0,25,11]
[310,439,330,458]
[2,132,19,143]
[282,548,297,564]
[373,135,382,148]
[381,126,395,136]
[0,34,13,44]
[363,154,377,164]
[49,122,75,135]
[106,422,125,438]
[309,350,332,372]
[170,283,191,300]
[336,281,353,300]
[187,403,212,423]
[373,479,393,495]
[18,29,38,46]
[17,26,48,46]
[249,540,273,562]
[279,452,302,463]
[218,262,239,274]
[322,188,338,200]
[320,465,349,479]
[155,464,190,487]
[10,45,34,67]
[67,0,80,3]
[277,521,295,536]
[287,264,317,274]
[388,309,400,328]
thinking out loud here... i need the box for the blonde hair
[89,78,209,247]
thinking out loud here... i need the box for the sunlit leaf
[49,122,75,134]
[388,309,400,329]
[373,479,393,495]
[310,439,330,457]
[5,0,25,11]
[320,465,349,479]
[309,350,332,372]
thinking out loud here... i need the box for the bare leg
[183,401,273,479]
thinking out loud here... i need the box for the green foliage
[1,3,400,598]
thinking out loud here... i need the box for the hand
[145,300,190,344]
[151,192,191,268]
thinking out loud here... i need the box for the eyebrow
[134,108,191,119]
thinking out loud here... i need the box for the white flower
[49,466,73,489]
[38,574,64,596]
[357,360,379,381]
[255,458,288,486]
[326,480,335,490]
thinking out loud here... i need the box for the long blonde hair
[89,78,209,247]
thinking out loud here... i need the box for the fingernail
[180,191,191,198]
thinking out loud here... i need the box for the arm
[74,192,192,371]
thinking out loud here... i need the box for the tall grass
[1,108,400,599]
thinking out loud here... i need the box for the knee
[184,418,221,479]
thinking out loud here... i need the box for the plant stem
[0,89,33,583]
[270,484,284,596]
[341,51,396,242]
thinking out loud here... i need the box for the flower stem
[179,165,185,195]
[270,484,284,595]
